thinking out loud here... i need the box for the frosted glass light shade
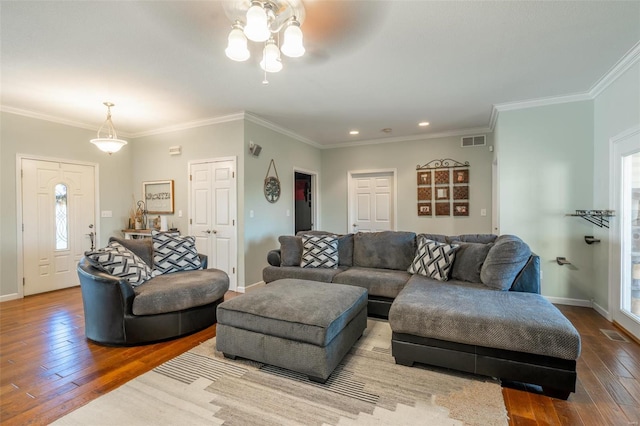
[225,27,250,61]
[281,22,305,58]
[244,3,270,42]
[260,40,283,72]
[90,138,127,155]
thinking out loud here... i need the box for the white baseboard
[237,281,265,293]
[592,301,611,321]
[0,293,21,302]
[543,296,592,307]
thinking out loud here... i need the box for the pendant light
[90,102,127,155]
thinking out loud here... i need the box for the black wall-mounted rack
[565,210,615,228]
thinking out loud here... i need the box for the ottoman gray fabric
[216,278,368,382]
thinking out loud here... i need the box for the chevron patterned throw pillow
[300,234,338,268]
[408,236,459,281]
[85,241,152,286]
[152,231,202,275]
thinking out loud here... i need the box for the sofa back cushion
[109,236,154,267]
[279,235,303,266]
[451,242,493,283]
[354,231,416,271]
[447,234,497,244]
[480,235,531,290]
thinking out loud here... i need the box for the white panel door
[22,159,96,295]
[189,159,237,291]
[350,172,394,233]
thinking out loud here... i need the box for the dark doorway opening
[295,172,313,234]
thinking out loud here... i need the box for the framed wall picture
[417,187,432,200]
[453,202,469,216]
[436,202,450,216]
[435,187,450,200]
[453,185,469,200]
[143,180,175,214]
[417,171,431,185]
[454,169,469,184]
[418,203,432,216]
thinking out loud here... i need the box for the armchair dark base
[392,332,576,400]
[84,299,223,347]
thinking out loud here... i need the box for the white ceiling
[1,1,639,147]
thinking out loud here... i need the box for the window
[55,183,68,250]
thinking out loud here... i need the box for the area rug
[53,319,507,425]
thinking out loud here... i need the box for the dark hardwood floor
[1,287,638,425]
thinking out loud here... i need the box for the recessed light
[419,121,430,127]
[349,130,359,135]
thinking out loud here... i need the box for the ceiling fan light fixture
[244,1,270,42]
[260,38,283,72]
[281,19,305,58]
[90,102,127,155]
[223,0,305,81]
[225,22,250,61]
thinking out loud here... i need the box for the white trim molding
[244,112,321,148]
[544,296,592,307]
[490,41,640,130]
[130,112,245,138]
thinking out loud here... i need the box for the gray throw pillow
[480,235,531,290]
[451,242,493,283]
[279,235,303,266]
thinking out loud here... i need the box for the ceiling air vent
[461,135,486,147]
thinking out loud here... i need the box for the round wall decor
[264,159,281,203]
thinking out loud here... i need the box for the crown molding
[0,105,111,134]
[322,127,492,150]
[243,112,322,148]
[129,112,245,138]
[590,40,640,98]
[490,40,640,130]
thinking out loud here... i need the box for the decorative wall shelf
[584,236,601,245]
[565,210,615,228]
[556,257,571,266]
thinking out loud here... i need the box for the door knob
[202,230,211,234]
[212,230,218,234]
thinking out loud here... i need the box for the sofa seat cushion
[389,276,581,360]
[332,267,411,299]
[263,265,347,284]
[217,279,368,347]
[132,268,229,316]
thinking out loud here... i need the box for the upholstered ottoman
[216,278,368,383]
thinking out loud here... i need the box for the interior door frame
[187,156,238,290]
[609,125,640,337]
[15,154,100,300]
[347,168,398,233]
[292,167,319,233]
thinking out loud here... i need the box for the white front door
[189,158,237,291]
[21,158,96,295]
[611,126,640,340]
[348,171,395,233]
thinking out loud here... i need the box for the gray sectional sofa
[263,230,581,399]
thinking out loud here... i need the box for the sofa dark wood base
[368,295,394,318]
[392,332,576,400]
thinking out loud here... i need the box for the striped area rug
[53,319,507,425]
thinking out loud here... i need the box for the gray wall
[0,111,133,297]
[131,120,246,287]
[243,120,322,287]
[494,101,595,300]
[592,61,640,310]
[320,135,494,235]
